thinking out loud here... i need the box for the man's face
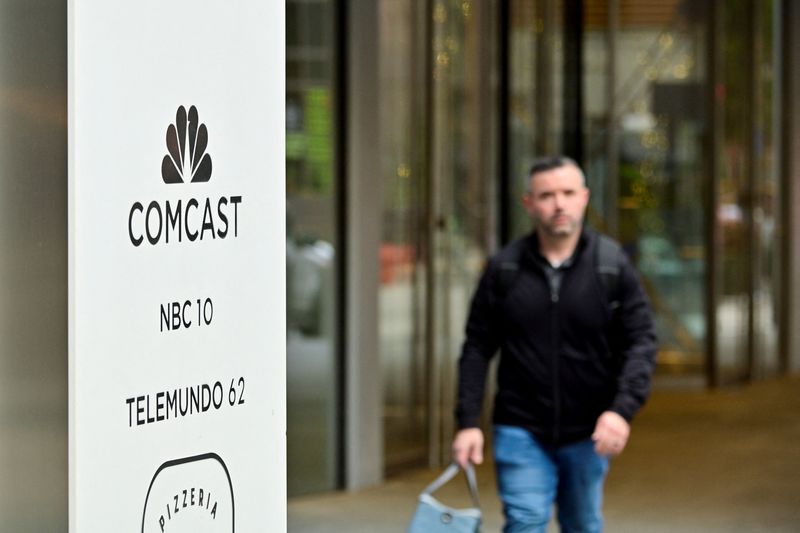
[522,164,589,238]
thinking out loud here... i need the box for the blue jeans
[494,425,609,533]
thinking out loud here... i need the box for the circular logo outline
[141,452,235,532]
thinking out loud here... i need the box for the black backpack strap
[596,234,623,310]
[496,235,622,308]
[495,241,524,299]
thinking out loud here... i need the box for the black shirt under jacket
[455,228,657,447]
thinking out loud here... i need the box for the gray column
[345,0,384,489]
[0,1,68,530]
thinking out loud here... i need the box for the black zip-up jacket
[456,228,657,447]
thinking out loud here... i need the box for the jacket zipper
[550,281,561,446]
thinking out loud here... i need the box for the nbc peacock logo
[126,105,243,247]
[162,105,213,184]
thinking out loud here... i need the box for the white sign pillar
[68,2,285,531]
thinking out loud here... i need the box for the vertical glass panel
[286,0,339,496]
[379,0,429,472]
[0,1,68,529]
[586,1,709,378]
[379,0,498,471]
[508,0,565,238]
[752,0,782,377]
[715,0,751,383]
[430,0,498,464]
[583,0,611,224]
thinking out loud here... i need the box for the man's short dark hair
[526,156,585,191]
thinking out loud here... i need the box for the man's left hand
[592,411,630,457]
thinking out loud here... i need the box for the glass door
[583,1,711,380]
[507,0,565,240]
[428,0,499,465]
[378,0,431,472]
[378,0,499,472]
[751,0,782,378]
[507,0,711,381]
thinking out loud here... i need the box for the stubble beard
[538,214,580,239]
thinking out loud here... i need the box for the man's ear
[522,191,534,214]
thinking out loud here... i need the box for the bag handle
[421,462,480,509]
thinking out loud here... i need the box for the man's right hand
[452,428,484,468]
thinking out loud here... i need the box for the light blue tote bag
[407,463,481,533]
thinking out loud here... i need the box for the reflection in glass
[430,0,497,464]
[379,0,429,472]
[752,0,782,377]
[379,0,497,471]
[508,0,565,239]
[286,0,339,496]
[715,0,751,383]
[583,2,709,376]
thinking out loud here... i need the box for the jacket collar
[524,225,594,269]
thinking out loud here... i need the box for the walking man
[453,156,657,532]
